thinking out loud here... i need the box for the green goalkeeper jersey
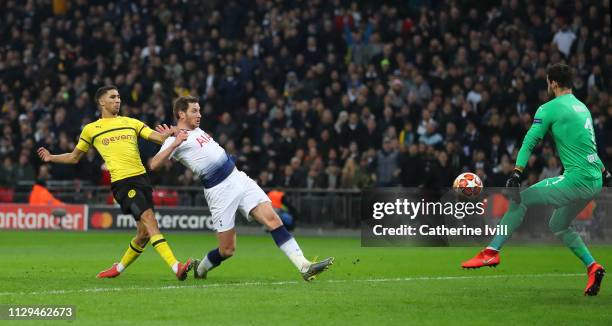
[516,93,603,180]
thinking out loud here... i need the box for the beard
[547,85,554,98]
[189,118,200,128]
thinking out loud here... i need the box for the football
[453,172,483,198]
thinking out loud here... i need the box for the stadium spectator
[28,181,64,206]
[15,152,36,184]
[371,137,400,187]
[552,24,576,58]
[0,0,609,194]
[539,156,562,180]
[76,149,102,185]
[0,156,17,186]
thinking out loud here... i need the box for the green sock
[548,201,596,267]
[553,229,595,267]
[488,201,527,250]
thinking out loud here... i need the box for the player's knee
[140,208,155,220]
[255,207,282,228]
[264,213,282,227]
[219,245,235,258]
[140,213,160,235]
[509,199,527,211]
[548,219,567,235]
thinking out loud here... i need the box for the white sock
[197,256,216,275]
[279,238,311,273]
[116,263,125,273]
[172,262,179,273]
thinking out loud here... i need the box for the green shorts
[519,173,602,208]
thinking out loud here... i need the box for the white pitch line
[0,273,583,297]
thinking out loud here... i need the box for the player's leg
[249,202,334,281]
[238,174,308,270]
[250,202,310,270]
[115,221,149,273]
[104,176,191,280]
[97,213,152,278]
[463,175,572,268]
[195,229,236,279]
[140,208,192,280]
[488,176,574,249]
[491,174,583,249]
[239,172,334,280]
[549,199,595,266]
[194,183,241,279]
[99,180,153,278]
[549,199,605,295]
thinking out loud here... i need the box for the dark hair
[173,96,199,119]
[546,63,573,89]
[94,85,118,108]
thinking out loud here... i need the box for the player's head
[546,63,572,96]
[173,96,200,129]
[95,85,121,116]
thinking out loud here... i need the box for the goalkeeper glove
[506,169,522,188]
[604,169,612,187]
[505,169,522,202]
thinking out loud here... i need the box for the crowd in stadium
[0,0,610,191]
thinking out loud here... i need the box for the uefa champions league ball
[453,172,483,198]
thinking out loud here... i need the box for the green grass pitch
[1,231,611,325]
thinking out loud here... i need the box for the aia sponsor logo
[196,133,213,147]
[101,134,136,146]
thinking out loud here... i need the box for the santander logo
[0,204,87,231]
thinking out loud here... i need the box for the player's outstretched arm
[147,124,175,145]
[149,130,188,171]
[37,147,86,164]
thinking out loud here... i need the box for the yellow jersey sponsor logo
[101,134,137,146]
[128,189,136,198]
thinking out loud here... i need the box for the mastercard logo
[91,212,113,229]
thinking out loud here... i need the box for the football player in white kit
[150,96,334,281]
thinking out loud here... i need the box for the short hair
[173,96,199,120]
[546,63,573,89]
[94,85,118,108]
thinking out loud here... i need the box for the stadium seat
[100,169,111,186]
[0,187,14,202]
[106,192,116,205]
[153,189,179,207]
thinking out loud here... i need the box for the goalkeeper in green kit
[461,63,612,296]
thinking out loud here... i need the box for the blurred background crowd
[0,0,610,191]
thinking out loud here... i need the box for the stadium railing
[5,182,612,234]
[8,182,363,227]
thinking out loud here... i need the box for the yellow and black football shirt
[76,116,154,183]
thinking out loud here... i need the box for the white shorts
[203,169,270,232]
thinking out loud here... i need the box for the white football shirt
[159,128,229,178]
